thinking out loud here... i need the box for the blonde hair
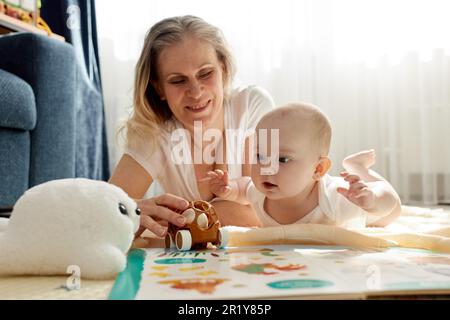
[120,15,236,151]
[261,102,332,156]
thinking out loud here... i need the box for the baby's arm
[201,170,251,205]
[337,172,401,217]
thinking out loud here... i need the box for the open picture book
[110,244,450,299]
[108,206,450,299]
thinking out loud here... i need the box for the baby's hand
[337,172,376,210]
[200,169,233,199]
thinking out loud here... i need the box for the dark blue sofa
[0,32,77,209]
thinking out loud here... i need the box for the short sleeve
[124,141,164,181]
[245,85,275,135]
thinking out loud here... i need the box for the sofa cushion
[0,69,36,131]
[0,33,77,187]
[0,128,30,208]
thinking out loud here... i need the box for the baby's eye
[279,157,291,164]
[118,203,128,215]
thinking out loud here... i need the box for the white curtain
[96,0,450,205]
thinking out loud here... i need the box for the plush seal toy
[0,178,140,279]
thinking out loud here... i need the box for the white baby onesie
[247,174,384,229]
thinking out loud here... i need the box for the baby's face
[251,118,320,200]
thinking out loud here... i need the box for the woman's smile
[186,99,211,113]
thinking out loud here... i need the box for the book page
[134,245,450,299]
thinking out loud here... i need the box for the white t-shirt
[247,174,384,229]
[125,85,275,200]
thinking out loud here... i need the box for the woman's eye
[169,79,185,85]
[199,70,213,79]
[279,157,291,164]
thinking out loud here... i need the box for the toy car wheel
[176,230,192,251]
[165,234,175,249]
[218,228,229,248]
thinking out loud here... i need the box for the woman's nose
[187,80,203,99]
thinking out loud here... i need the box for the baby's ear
[313,157,331,180]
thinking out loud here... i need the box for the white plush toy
[0,178,140,279]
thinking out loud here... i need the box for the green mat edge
[108,249,146,300]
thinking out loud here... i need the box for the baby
[204,103,401,229]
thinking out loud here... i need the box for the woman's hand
[135,194,189,238]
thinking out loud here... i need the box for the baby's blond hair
[260,102,332,156]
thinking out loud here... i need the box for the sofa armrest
[0,69,36,131]
[0,32,77,186]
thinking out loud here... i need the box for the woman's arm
[213,200,262,227]
[109,154,153,199]
[109,154,189,237]
[214,136,261,227]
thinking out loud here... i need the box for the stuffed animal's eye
[118,203,128,215]
[135,208,141,216]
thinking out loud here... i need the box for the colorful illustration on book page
[135,246,353,299]
[159,278,230,294]
[232,263,306,275]
[134,245,450,299]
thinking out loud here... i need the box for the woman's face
[155,36,225,132]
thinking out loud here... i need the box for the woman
[109,15,275,238]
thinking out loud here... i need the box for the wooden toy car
[165,200,228,251]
